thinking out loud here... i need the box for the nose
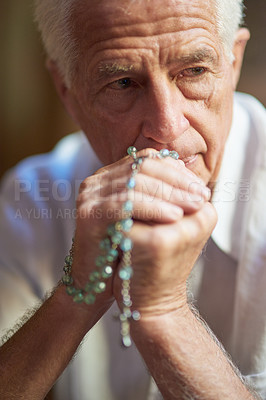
[140,77,189,144]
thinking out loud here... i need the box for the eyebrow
[171,48,218,66]
[96,62,134,79]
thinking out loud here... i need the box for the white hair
[215,0,244,62]
[34,0,244,87]
[34,0,79,87]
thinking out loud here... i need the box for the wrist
[54,283,114,331]
[137,299,190,321]
[129,300,191,345]
[129,284,188,317]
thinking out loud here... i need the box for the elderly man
[0,0,265,399]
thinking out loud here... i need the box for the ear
[46,59,81,125]
[231,28,250,90]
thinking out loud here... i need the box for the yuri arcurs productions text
[13,207,165,221]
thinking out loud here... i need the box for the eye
[108,77,134,90]
[180,67,207,78]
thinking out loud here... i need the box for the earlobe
[232,28,250,89]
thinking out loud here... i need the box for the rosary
[62,146,179,347]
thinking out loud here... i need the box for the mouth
[131,144,200,167]
[180,154,199,166]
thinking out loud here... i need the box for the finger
[135,148,205,184]
[137,201,217,250]
[133,173,210,210]
[79,190,184,226]
[137,158,210,198]
[84,157,210,204]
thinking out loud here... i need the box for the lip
[181,154,198,166]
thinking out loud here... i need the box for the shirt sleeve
[0,159,74,335]
[245,372,266,399]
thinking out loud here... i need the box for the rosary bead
[122,288,129,296]
[89,271,101,282]
[127,146,137,156]
[159,148,170,158]
[121,325,130,336]
[84,293,96,305]
[119,266,133,280]
[127,177,136,189]
[122,335,132,348]
[101,265,113,278]
[62,275,73,285]
[107,223,116,236]
[132,310,141,321]
[95,255,106,267]
[66,286,76,296]
[73,292,84,303]
[114,221,122,231]
[123,308,132,318]
[106,248,118,262]
[121,218,133,232]
[120,313,127,322]
[120,237,133,252]
[123,200,133,212]
[123,299,132,307]
[93,281,106,293]
[111,231,123,245]
[170,150,179,160]
[64,255,73,266]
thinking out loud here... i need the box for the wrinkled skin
[48,0,249,315]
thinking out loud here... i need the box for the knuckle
[78,179,88,193]
[78,176,97,194]
[115,190,127,203]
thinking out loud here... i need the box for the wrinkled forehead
[71,0,219,46]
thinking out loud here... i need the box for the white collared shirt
[0,93,265,399]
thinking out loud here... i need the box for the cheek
[79,100,142,164]
[186,80,233,182]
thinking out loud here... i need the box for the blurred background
[0,0,265,179]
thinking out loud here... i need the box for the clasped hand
[72,148,217,318]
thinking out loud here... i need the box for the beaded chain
[62,146,179,347]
